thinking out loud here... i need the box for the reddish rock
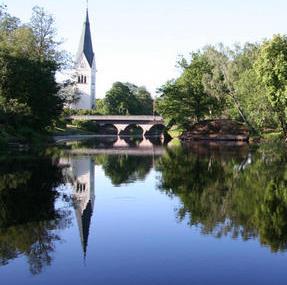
[181,119,249,142]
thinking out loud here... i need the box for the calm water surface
[0,139,287,284]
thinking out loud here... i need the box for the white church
[73,8,96,110]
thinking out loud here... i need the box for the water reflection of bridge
[62,136,167,156]
[68,146,164,156]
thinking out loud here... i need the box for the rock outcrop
[181,119,249,142]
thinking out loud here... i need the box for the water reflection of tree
[95,154,154,186]
[0,155,71,275]
[157,143,287,252]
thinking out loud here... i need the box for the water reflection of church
[59,140,163,258]
[63,157,95,258]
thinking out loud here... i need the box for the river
[0,138,287,284]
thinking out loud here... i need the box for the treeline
[66,81,154,116]
[0,5,67,143]
[95,82,154,115]
[157,36,287,138]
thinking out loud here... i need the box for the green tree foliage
[104,82,153,115]
[0,5,67,135]
[0,52,62,129]
[30,6,65,65]
[157,52,223,128]
[158,41,283,134]
[192,44,274,132]
[95,98,107,114]
[233,68,276,130]
[255,35,287,137]
[104,82,134,115]
[125,83,153,114]
[157,144,287,252]
[202,44,261,130]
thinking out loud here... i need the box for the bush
[71,120,100,133]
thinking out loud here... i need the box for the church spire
[75,199,94,260]
[76,6,94,67]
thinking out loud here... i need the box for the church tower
[74,7,96,110]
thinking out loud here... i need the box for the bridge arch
[122,136,143,147]
[144,124,166,137]
[107,123,165,137]
[121,124,144,136]
[69,115,166,137]
[98,123,118,135]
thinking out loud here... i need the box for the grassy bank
[0,126,53,149]
[51,125,96,136]
[167,126,184,139]
[259,131,285,142]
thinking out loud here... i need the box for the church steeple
[76,8,95,67]
[73,3,96,110]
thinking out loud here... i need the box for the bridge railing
[69,115,164,122]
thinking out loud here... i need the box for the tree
[158,42,280,133]
[233,68,277,130]
[0,52,63,129]
[0,6,67,133]
[104,82,153,115]
[57,79,80,107]
[125,83,153,114]
[0,15,20,34]
[104,82,135,115]
[156,80,187,127]
[202,44,261,132]
[29,6,64,64]
[157,52,221,128]
[255,34,287,137]
[95,99,107,114]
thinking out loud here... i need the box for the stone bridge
[70,115,165,136]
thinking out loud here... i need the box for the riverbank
[167,120,285,144]
[0,123,96,149]
[1,122,285,150]
[0,128,49,149]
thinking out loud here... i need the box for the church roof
[76,9,94,67]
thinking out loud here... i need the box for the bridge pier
[114,124,128,136]
[140,125,152,137]
[114,124,153,137]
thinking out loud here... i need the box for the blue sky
[5,0,287,98]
